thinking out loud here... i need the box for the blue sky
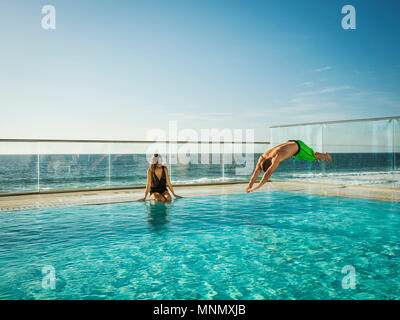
[0,0,399,141]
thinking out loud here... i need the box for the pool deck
[0,181,399,211]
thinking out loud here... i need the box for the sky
[0,0,399,142]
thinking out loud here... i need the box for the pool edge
[0,180,399,212]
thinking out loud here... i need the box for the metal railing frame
[270,115,400,128]
[0,139,269,144]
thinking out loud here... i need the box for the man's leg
[315,152,332,163]
[292,140,332,163]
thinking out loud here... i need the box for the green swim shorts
[289,140,316,162]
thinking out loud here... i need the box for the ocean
[0,153,399,194]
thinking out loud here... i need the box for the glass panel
[323,119,392,153]
[172,143,224,184]
[109,143,159,188]
[270,124,323,150]
[223,143,269,182]
[323,119,393,188]
[0,142,39,194]
[38,142,109,191]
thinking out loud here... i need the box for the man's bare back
[246,140,332,193]
[260,141,299,163]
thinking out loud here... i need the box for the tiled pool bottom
[0,192,399,300]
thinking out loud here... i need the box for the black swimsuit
[150,166,168,195]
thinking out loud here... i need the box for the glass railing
[1,116,398,195]
[270,116,400,189]
[0,140,269,195]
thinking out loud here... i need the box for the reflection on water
[145,201,171,232]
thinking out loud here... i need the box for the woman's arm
[137,169,151,201]
[164,167,183,198]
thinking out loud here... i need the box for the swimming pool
[0,192,399,300]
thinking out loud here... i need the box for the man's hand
[245,185,252,193]
[247,184,259,193]
[247,179,272,193]
[137,197,146,201]
[174,194,183,199]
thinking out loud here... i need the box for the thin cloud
[167,112,233,121]
[280,101,338,113]
[297,86,352,97]
[299,81,315,88]
[314,66,332,72]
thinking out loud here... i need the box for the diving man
[246,140,332,193]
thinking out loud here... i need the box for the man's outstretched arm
[246,159,262,193]
[247,154,281,192]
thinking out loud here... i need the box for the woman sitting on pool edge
[137,154,182,202]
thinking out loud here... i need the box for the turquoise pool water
[0,192,399,300]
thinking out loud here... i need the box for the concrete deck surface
[0,181,399,212]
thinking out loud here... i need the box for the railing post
[321,123,326,177]
[168,142,172,179]
[222,142,225,181]
[37,151,40,193]
[108,152,111,188]
[392,119,395,172]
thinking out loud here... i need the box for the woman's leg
[162,191,172,202]
[150,192,166,202]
